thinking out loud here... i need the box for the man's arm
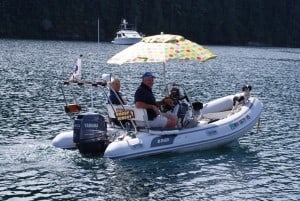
[135,101,160,115]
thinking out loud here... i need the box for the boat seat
[106,104,149,128]
[201,110,231,122]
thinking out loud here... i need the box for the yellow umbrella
[107,34,217,84]
[108,34,216,64]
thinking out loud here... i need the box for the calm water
[0,39,299,201]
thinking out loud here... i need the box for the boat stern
[52,130,76,149]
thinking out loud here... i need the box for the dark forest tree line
[0,0,299,47]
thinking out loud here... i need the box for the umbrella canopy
[107,34,217,65]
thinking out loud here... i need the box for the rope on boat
[256,118,261,133]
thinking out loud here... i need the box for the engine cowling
[73,113,109,155]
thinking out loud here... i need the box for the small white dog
[233,85,252,109]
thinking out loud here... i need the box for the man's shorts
[148,115,168,128]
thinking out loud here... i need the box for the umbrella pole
[163,62,166,88]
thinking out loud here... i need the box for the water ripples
[0,40,299,200]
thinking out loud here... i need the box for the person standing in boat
[134,72,177,128]
[108,77,127,105]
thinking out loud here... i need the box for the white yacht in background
[112,19,142,45]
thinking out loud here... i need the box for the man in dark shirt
[134,72,177,128]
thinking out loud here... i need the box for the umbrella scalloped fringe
[107,34,217,65]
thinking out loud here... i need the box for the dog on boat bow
[233,85,252,109]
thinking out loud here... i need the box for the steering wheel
[160,104,174,113]
[160,98,176,113]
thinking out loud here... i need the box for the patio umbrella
[107,33,217,85]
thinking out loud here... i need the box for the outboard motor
[73,113,109,155]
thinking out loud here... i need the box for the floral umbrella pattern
[107,34,217,65]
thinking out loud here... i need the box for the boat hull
[103,97,263,159]
[112,19,142,45]
[112,37,142,45]
[52,96,263,159]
